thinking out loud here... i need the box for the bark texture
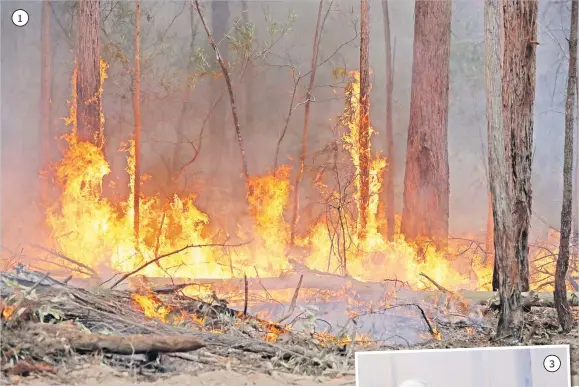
[41,0,52,203]
[400,0,451,249]
[554,0,577,333]
[289,0,324,245]
[381,0,395,241]
[502,0,538,292]
[133,0,142,242]
[358,0,371,242]
[484,0,522,339]
[76,0,102,147]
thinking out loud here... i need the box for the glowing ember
[1,304,15,320]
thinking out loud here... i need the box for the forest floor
[1,268,578,386]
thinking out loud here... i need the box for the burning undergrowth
[38,66,502,291]
[2,56,578,384]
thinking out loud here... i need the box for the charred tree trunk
[358,0,371,242]
[381,0,395,241]
[502,0,538,292]
[76,0,102,147]
[289,0,325,245]
[554,0,577,333]
[400,0,451,249]
[484,0,522,339]
[133,0,142,244]
[41,0,52,204]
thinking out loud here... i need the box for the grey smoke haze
[0,0,574,247]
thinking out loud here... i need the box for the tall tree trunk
[133,0,142,244]
[358,0,371,242]
[502,0,538,292]
[76,0,102,147]
[484,0,522,339]
[554,0,577,333]
[574,81,579,239]
[41,0,52,204]
[381,0,395,241]
[289,0,325,245]
[400,0,451,250]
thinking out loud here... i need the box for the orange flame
[46,63,497,306]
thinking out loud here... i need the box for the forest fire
[3,0,579,384]
[42,65,493,299]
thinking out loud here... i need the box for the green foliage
[228,20,257,59]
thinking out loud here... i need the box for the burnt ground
[1,270,578,386]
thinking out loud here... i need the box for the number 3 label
[543,355,562,372]
[12,9,29,27]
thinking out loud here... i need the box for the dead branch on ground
[40,323,205,355]
[108,241,249,289]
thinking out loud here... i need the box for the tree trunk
[485,0,522,339]
[502,0,538,292]
[76,0,102,147]
[41,0,52,204]
[289,0,325,245]
[400,0,451,249]
[358,0,371,242]
[574,78,579,239]
[486,192,495,261]
[381,0,395,241]
[554,0,577,334]
[489,192,499,291]
[133,0,142,244]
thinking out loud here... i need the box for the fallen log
[39,323,205,355]
[69,274,579,307]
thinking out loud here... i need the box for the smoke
[0,0,573,249]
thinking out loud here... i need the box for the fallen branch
[108,241,248,289]
[31,245,97,276]
[3,360,56,376]
[419,272,452,294]
[39,323,205,355]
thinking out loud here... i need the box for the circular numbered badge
[543,355,561,372]
[12,9,29,27]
